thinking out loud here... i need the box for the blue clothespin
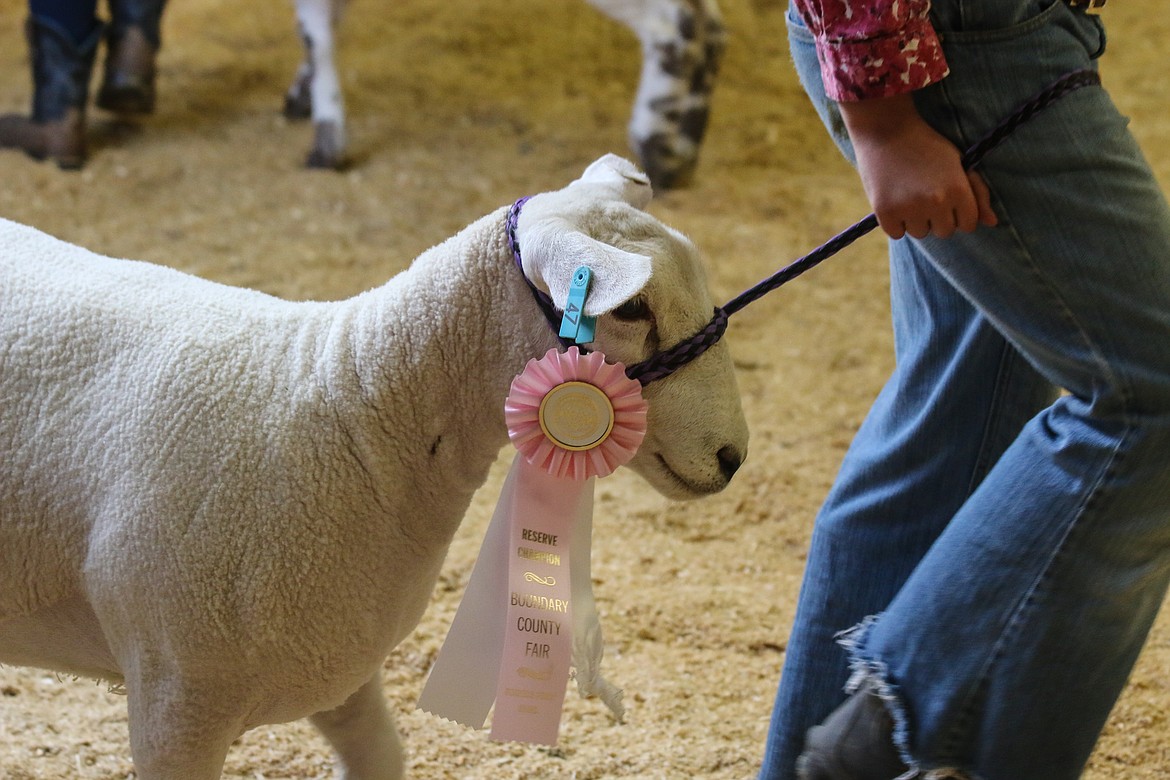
[559,266,597,345]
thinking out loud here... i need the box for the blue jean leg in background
[29,0,101,44]
[762,1,1170,778]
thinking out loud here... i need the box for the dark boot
[0,17,101,170]
[796,687,911,780]
[96,0,168,115]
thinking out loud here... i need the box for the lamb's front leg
[287,0,348,169]
[125,672,239,780]
[587,0,726,189]
[311,674,405,780]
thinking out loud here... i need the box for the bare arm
[839,93,998,240]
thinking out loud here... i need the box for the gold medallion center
[538,381,615,451]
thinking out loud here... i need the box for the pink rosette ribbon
[506,346,648,480]
[418,347,647,745]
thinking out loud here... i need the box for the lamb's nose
[717,445,744,482]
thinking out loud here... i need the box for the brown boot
[0,17,101,170]
[0,108,86,170]
[96,26,157,115]
[97,0,168,115]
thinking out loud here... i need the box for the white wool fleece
[0,209,556,712]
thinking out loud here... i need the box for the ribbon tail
[569,483,625,722]
[490,460,581,745]
[417,456,523,727]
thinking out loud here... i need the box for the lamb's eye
[611,297,650,322]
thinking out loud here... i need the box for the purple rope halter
[511,69,1101,386]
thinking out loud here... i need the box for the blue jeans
[761,2,1170,779]
[30,0,100,45]
[30,0,166,46]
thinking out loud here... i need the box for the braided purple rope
[623,307,730,384]
[510,68,1101,386]
[958,69,1101,171]
[507,195,578,352]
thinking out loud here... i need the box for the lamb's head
[515,154,749,500]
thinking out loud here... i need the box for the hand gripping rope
[509,69,1103,386]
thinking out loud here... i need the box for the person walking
[0,0,169,169]
[760,1,1170,778]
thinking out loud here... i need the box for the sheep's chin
[627,452,727,500]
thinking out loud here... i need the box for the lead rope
[512,69,1102,386]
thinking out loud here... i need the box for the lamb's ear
[526,226,652,317]
[574,153,653,210]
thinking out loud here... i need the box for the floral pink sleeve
[792,0,949,102]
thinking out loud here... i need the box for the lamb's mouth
[654,454,723,497]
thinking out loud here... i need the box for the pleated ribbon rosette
[418,346,648,745]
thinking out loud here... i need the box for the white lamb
[0,154,748,779]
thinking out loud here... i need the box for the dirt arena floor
[1,0,1168,777]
